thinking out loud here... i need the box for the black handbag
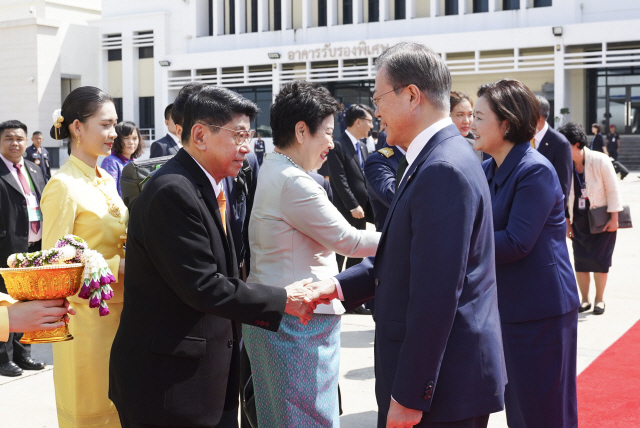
[588,205,633,234]
[120,155,174,210]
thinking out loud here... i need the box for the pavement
[1,173,639,428]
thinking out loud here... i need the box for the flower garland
[7,235,115,316]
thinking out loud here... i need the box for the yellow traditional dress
[41,155,128,428]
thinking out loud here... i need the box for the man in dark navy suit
[532,96,572,208]
[306,43,506,428]
[24,131,51,183]
[150,104,181,158]
[364,143,405,231]
[326,104,374,271]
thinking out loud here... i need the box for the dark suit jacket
[364,144,403,231]
[336,125,506,424]
[327,132,371,223]
[109,149,287,427]
[483,143,579,323]
[223,151,259,274]
[590,133,605,153]
[375,130,388,151]
[0,159,45,293]
[24,145,51,183]
[308,171,333,203]
[538,127,572,208]
[150,133,180,158]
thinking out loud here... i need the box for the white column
[488,0,496,12]
[213,0,224,35]
[430,0,439,17]
[513,47,519,70]
[272,63,281,101]
[553,43,566,126]
[235,0,246,33]
[257,0,268,31]
[282,0,292,30]
[520,0,527,9]
[379,0,389,21]
[121,31,139,124]
[458,0,466,15]
[327,0,337,26]
[302,0,312,28]
[353,0,363,23]
[406,0,415,18]
[602,42,607,65]
[154,19,169,142]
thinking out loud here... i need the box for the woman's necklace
[273,150,302,169]
[76,166,122,219]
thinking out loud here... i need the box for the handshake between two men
[283,278,339,324]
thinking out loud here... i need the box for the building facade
[0,0,101,167]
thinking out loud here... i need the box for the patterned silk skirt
[243,313,341,427]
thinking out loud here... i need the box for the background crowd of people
[0,40,628,428]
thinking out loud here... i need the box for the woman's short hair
[449,91,473,112]
[558,122,587,150]
[477,79,539,144]
[112,121,144,159]
[591,123,602,133]
[270,81,341,149]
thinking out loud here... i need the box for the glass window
[343,0,353,24]
[113,98,123,123]
[234,86,273,136]
[474,0,488,13]
[445,0,458,15]
[533,0,552,6]
[318,0,327,26]
[139,46,154,59]
[503,0,519,10]
[139,97,155,129]
[108,49,122,61]
[394,0,405,19]
[368,0,379,22]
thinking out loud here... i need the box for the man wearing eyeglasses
[109,86,317,428]
[305,43,506,428]
[326,104,375,273]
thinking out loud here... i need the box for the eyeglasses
[201,123,255,146]
[371,86,406,109]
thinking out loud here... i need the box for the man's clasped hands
[283,278,340,324]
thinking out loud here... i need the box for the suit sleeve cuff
[0,306,10,342]
[331,277,345,301]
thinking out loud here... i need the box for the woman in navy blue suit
[471,79,580,428]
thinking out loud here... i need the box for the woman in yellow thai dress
[41,86,127,428]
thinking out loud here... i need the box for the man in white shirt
[0,120,48,376]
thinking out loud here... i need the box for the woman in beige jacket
[560,123,622,315]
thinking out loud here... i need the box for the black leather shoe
[593,302,605,315]
[15,357,46,371]
[0,361,23,377]
[578,302,592,313]
[350,305,372,315]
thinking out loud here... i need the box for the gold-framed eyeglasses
[201,123,255,146]
[371,86,407,109]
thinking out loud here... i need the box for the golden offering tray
[0,263,84,344]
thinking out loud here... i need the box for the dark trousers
[119,410,238,428]
[377,413,489,428]
[501,309,578,428]
[0,333,30,364]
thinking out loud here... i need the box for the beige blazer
[568,147,623,223]
[248,153,380,315]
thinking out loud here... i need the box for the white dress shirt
[0,154,42,243]
[532,121,548,150]
[398,117,453,182]
[169,132,183,149]
[189,152,222,197]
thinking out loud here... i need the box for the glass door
[606,85,640,134]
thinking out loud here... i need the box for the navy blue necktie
[356,141,364,170]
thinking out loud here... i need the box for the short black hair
[375,42,451,112]
[558,122,587,150]
[591,123,602,133]
[477,79,539,145]
[345,104,374,127]
[270,81,341,149]
[172,83,206,127]
[113,121,144,159]
[536,95,551,120]
[164,104,173,121]
[32,131,43,137]
[450,91,473,112]
[182,86,259,145]
[0,120,28,138]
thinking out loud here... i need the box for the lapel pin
[29,167,37,174]
[545,142,549,146]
